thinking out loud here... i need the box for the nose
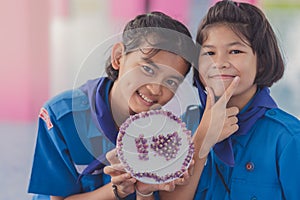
[213,54,230,69]
[146,84,162,95]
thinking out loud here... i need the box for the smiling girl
[161,1,300,199]
[28,11,197,200]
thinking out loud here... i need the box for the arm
[279,135,300,199]
[158,126,208,200]
[51,183,116,200]
[51,149,136,200]
[160,77,240,200]
[31,107,121,200]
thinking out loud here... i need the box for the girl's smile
[136,90,157,105]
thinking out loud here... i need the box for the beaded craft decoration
[116,109,194,184]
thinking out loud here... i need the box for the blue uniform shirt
[28,78,136,199]
[182,105,300,200]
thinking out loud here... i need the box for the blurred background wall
[0,0,299,199]
[0,0,50,122]
[1,0,300,123]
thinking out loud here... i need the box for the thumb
[205,86,215,109]
[106,149,120,165]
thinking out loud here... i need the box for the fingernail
[234,76,240,82]
[125,173,130,178]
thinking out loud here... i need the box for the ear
[111,43,125,70]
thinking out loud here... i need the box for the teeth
[138,91,154,103]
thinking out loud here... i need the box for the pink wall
[150,0,190,24]
[111,0,145,21]
[0,0,50,122]
[110,0,190,25]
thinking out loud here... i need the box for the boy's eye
[230,50,242,54]
[142,65,155,75]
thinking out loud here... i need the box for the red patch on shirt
[39,107,53,130]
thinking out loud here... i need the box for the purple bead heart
[150,131,182,161]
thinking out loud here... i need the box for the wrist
[135,185,153,198]
[112,184,127,200]
[198,147,210,159]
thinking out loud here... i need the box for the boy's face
[114,49,189,115]
[198,24,257,109]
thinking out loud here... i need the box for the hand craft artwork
[116,109,194,184]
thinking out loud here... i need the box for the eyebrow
[202,41,248,48]
[141,57,184,82]
[141,57,159,69]
[227,41,248,47]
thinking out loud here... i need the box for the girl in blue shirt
[161,1,300,199]
[28,11,197,200]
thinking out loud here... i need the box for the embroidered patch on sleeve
[39,107,53,130]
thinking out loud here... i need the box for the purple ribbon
[78,78,117,180]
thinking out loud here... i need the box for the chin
[129,109,137,115]
[129,107,147,115]
[210,86,226,97]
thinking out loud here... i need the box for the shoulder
[263,108,300,136]
[181,105,203,133]
[182,105,203,119]
[264,109,300,167]
[43,89,90,121]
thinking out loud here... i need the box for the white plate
[116,110,194,184]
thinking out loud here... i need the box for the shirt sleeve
[28,106,81,197]
[278,134,300,200]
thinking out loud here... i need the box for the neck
[109,81,131,127]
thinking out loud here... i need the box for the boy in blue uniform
[160,1,300,199]
[28,12,197,200]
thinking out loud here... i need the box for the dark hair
[106,11,195,81]
[195,0,284,87]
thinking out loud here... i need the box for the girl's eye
[230,50,242,54]
[142,65,155,75]
[165,79,179,90]
[202,51,214,56]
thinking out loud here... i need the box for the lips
[209,74,236,79]
[137,91,156,104]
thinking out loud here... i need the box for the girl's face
[111,45,189,119]
[198,24,257,109]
